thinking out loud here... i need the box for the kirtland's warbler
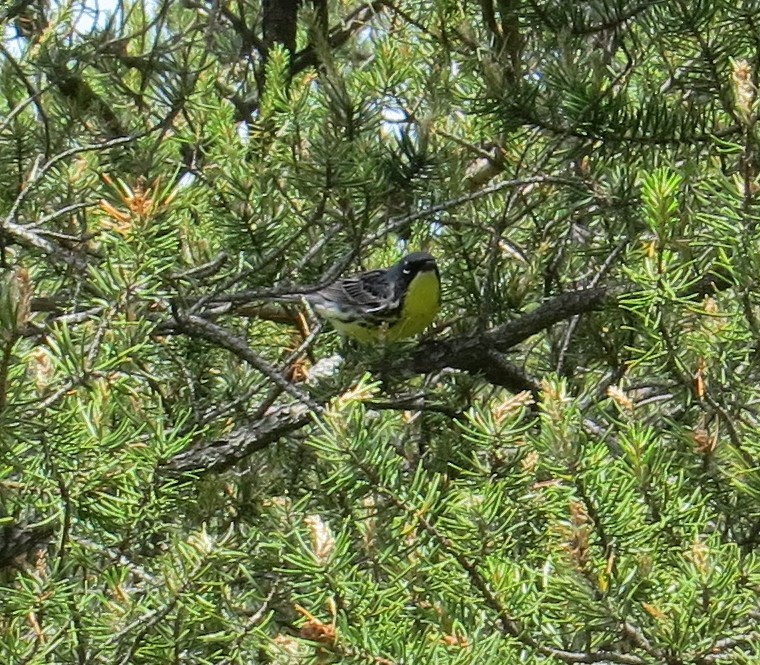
[282,252,441,343]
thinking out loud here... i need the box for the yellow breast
[385,269,440,341]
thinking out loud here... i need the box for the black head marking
[388,252,438,294]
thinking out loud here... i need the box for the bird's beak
[420,259,437,272]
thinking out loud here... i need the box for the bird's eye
[402,267,411,275]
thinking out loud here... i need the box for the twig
[293,0,393,73]
[164,313,323,414]
[365,175,584,245]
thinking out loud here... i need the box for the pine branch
[159,272,742,474]
[399,285,625,386]
[358,452,648,665]
[292,0,392,73]
[0,520,55,569]
[1,135,136,270]
[160,403,312,474]
[164,313,323,413]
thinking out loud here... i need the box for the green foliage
[2,0,760,663]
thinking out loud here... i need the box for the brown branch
[1,135,136,271]
[0,335,17,413]
[160,403,312,474]
[160,285,623,474]
[159,275,738,474]
[263,0,300,56]
[164,313,323,413]
[1,218,90,271]
[698,630,760,664]
[0,519,56,569]
[399,285,626,387]
[292,0,392,74]
[54,68,127,138]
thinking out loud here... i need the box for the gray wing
[308,269,400,322]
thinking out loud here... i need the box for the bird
[283,252,441,343]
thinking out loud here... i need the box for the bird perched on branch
[280,252,441,344]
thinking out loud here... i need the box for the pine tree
[2,0,760,662]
